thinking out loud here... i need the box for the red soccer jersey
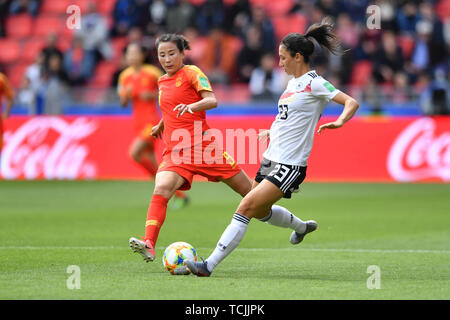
[158,65,213,151]
[0,72,13,120]
[118,65,162,134]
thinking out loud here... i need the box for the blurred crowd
[0,0,449,115]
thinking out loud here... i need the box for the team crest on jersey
[176,76,183,87]
[296,80,312,93]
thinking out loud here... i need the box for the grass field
[0,180,449,300]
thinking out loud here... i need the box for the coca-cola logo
[1,117,98,180]
[387,118,450,182]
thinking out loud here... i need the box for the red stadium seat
[98,0,116,15]
[111,37,128,61]
[40,0,69,14]
[41,0,69,14]
[90,61,118,88]
[22,38,47,63]
[33,15,64,37]
[7,63,29,88]
[6,14,33,38]
[0,39,20,63]
[273,14,308,41]
[350,60,373,86]
[265,0,293,17]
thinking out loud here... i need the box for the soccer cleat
[129,237,155,262]
[290,220,318,245]
[184,258,211,277]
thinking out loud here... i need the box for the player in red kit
[0,72,14,159]
[128,34,255,262]
[118,43,187,205]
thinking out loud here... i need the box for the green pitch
[0,181,449,300]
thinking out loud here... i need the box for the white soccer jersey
[263,70,340,166]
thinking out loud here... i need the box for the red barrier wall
[1,116,449,182]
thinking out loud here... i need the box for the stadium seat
[265,0,293,17]
[22,38,47,63]
[0,39,20,64]
[350,60,373,86]
[33,15,63,37]
[89,61,117,88]
[6,14,33,38]
[98,0,116,15]
[273,14,308,41]
[40,0,69,14]
[7,63,28,88]
[111,37,128,61]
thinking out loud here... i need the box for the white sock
[260,205,306,234]
[205,213,250,272]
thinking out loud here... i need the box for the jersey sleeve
[311,77,340,102]
[0,73,14,99]
[185,65,213,94]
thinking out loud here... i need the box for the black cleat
[184,258,211,277]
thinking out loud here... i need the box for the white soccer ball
[162,241,198,275]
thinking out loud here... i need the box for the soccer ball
[162,242,198,275]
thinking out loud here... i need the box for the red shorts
[158,140,241,191]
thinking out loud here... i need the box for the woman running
[185,19,359,276]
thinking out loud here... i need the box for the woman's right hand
[258,130,270,142]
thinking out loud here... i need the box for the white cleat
[290,220,318,245]
[129,237,155,262]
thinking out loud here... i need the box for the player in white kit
[185,18,359,276]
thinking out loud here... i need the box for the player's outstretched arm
[317,92,359,134]
[173,91,217,118]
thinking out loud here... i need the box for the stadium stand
[0,0,448,115]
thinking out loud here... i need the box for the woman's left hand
[173,104,194,118]
[317,119,344,134]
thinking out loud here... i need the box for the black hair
[281,17,342,63]
[155,33,191,52]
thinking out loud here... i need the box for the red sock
[138,156,158,177]
[144,194,169,246]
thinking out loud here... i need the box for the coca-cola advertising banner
[1,116,449,182]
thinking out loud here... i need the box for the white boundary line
[0,246,448,254]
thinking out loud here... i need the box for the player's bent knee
[236,196,259,219]
[153,184,175,199]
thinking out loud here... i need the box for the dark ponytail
[155,33,191,52]
[281,17,342,63]
[304,17,341,55]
